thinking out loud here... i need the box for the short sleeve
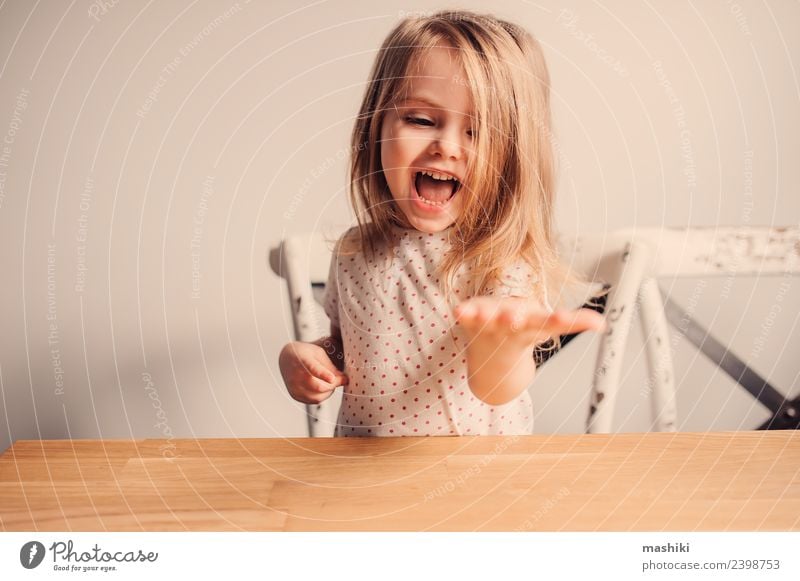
[322,239,341,329]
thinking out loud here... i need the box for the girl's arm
[455,298,606,405]
[463,333,538,405]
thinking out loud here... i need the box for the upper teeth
[419,170,456,182]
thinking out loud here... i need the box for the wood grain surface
[1,431,798,531]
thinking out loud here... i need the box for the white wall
[1,0,798,452]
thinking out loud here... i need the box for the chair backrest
[618,225,800,277]
[613,225,800,433]
[270,229,660,436]
[269,232,342,343]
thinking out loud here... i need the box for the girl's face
[379,44,475,233]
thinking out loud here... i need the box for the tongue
[415,173,454,202]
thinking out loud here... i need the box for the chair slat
[619,226,800,277]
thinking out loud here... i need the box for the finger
[454,301,478,322]
[320,369,348,388]
[466,303,499,334]
[330,372,349,387]
[498,308,517,329]
[500,301,539,332]
[458,299,523,333]
[454,303,480,331]
[547,309,608,335]
[512,308,554,334]
[307,376,337,394]
[568,309,607,332]
[305,360,339,384]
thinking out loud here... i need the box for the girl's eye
[405,116,433,126]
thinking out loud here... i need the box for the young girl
[279,10,607,437]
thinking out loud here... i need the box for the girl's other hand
[454,296,607,347]
[278,341,349,404]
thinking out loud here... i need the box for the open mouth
[412,170,462,207]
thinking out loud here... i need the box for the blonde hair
[346,10,606,348]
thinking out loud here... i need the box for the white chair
[269,232,344,437]
[559,231,676,433]
[613,225,800,430]
[270,229,677,436]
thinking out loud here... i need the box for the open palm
[454,296,607,347]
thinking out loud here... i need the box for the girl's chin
[404,211,456,233]
[411,221,454,234]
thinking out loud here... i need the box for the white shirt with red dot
[324,226,541,437]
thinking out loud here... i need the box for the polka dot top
[323,225,544,437]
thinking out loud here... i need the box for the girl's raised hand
[454,296,607,347]
[278,341,349,405]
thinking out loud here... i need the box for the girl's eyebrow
[397,95,475,118]
[399,95,443,108]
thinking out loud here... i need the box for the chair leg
[638,277,677,432]
[305,400,340,438]
[757,394,800,430]
[306,404,319,438]
[587,241,651,433]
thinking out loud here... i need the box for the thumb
[332,364,349,384]
[313,356,348,386]
[332,372,349,387]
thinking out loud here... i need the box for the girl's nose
[430,126,468,160]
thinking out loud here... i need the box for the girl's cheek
[392,126,411,141]
[400,131,429,152]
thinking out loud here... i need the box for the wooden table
[1,431,798,531]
